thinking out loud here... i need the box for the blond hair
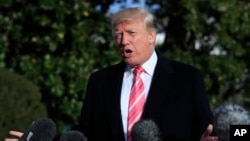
[110,7,156,36]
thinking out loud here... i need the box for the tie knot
[133,66,144,75]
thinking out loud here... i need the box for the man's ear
[148,30,157,45]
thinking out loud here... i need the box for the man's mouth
[122,49,133,57]
[125,49,132,54]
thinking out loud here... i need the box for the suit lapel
[104,62,126,140]
[142,54,176,118]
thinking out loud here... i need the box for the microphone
[19,117,57,141]
[59,130,88,141]
[213,103,250,141]
[131,119,161,141]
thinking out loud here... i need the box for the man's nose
[121,35,129,45]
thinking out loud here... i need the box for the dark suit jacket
[78,53,214,141]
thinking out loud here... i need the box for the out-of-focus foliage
[147,0,250,109]
[0,68,47,140]
[0,0,119,132]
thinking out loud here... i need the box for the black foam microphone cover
[59,130,87,141]
[131,119,161,141]
[19,117,57,141]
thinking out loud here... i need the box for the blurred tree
[146,0,250,109]
[0,68,47,140]
[0,0,118,132]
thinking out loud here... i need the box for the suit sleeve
[192,69,214,140]
[77,73,96,140]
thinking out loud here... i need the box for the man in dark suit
[78,7,217,141]
[4,7,217,141]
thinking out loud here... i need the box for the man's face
[114,18,156,67]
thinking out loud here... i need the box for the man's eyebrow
[125,28,136,32]
[114,31,122,34]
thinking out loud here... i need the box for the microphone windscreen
[19,117,57,141]
[131,119,161,141]
[18,125,33,141]
[59,130,87,141]
[213,103,250,141]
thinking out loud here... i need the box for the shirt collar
[141,51,157,76]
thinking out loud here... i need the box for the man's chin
[123,58,140,67]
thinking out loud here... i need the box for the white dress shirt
[120,51,158,141]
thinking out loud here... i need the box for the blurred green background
[1,0,250,139]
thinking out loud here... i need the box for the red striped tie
[127,66,146,141]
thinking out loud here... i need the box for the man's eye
[115,33,122,39]
[129,32,136,35]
